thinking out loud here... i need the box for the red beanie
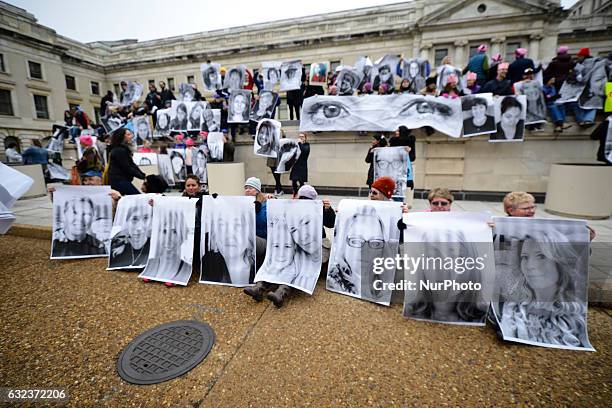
[577,48,590,57]
[371,176,396,199]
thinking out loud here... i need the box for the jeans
[547,103,565,125]
[568,102,596,123]
[69,126,80,142]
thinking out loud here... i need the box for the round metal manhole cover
[117,320,215,385]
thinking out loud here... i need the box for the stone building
[0,0,610,195]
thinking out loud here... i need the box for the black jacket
[160,89,176,107]
[481,78,513,96]
[108,144,146,182]
[290,142,310,182]
[389,131,416,162]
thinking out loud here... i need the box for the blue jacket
[256,200,267,239]
[466,53,488,80]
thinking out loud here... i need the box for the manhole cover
[117,320,215,385]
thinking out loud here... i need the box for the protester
[543,46,574,92]
[507,48,538,85]
[137,139,155,153]
[159,81,176,108]
[100,90,114,117]
[465,72,480,94]
[398,78,411,93]
[107,128,145,195]
[369,176,396,201]
[464,44,489,86]
[365,134,388,188]
[145,83,162,112]
[503,191,536,217]
[242,177,268,274]
[427,188,453,212]
[290,133,310,197]
[481,62,512,95]
[21,139,48,165]
[5,142,22,164]
[440,74,463,98]
[571,48,597,126]
[542,75,566,132]
[420,77,437,96]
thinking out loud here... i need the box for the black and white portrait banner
[335,68,361,96]
[402,58,429,94]
[437,64,464,94]
[461,93,496,136]
[401,212,496,326]
[228,90,251,123]
[207,132,224,162]
[280,60,302,91]
[300,94,463,137]
[121,81,143,106]
[373,147,409,199]
[192,145,208,184]
[355,56,374,89]
[262,61,282,91]
[250,91,278,121]
[514,80,547,124]
[155,108,171,137]
[275,138,301,173]
[373,55,399,91]
[178,83,195,102]
[157,154,175,187]
[326,199,402,306]
[167,148,187,182]
[254,119,281,158]
[577,57,608,109]
[490,95,527,142]
[133,115,153,145]
[224,65,246,91]
[200,196,256,286]
[255,199,323,294]
[50,186,112,260]
[101,114,124,135]
[47,124,68,154]
[200,62,222,91]
[108,194,156,270]
[491,217,594,351]
[169,101,212,131]
[139,197,196,286]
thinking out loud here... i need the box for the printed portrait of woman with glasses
[373,147,409,199]
[326,201,401,305]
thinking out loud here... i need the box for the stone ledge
[7,223,52,240]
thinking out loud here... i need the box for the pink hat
[557,45,569,55]
[199,131,208,138]
[185,138,194,147]
[79,134,93,147]
[446,74,458,85]
[363,82,373,92]
[477,44,488,53]
[515,48,527,57]
[466,72,477,81]
[175,133,184,141]
[498,62,509,70]
[492,53,502,62]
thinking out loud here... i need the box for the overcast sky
[7,0,580,44]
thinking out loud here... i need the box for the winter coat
[107,143,146,183]
[481,78,513,96]
[290,142,310,182]
[543,54,575,91]
[508,57,537,85]
[466,53,489,81]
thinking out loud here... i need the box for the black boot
[244,281,272,302]
[266,285,292,308]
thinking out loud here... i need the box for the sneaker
[562,124,572,129]
[277,191,284,196]
[164,282,175,287]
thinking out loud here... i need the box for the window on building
[187,75,195,84]
[167,77,175,91]
[434,48,449,66]
[505,42,522,62]
[28,61,43,79]
[94,107,101,124]
[0,89,14,116]
[91,81,100,95]
[330,60,341,72]
[113,83,120,96]
[0,54,5,73]
[65,75,76,91]
[34,95,49,119]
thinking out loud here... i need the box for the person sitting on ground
[243,177,268,267]
[5,142,22,164]
[21,139,48,165]
[427,188,453,212]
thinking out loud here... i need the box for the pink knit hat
[185,137,194,147]
[175,133,184,142]
[79,134,93,147]
[515,48,527,57]
[477,44,488,53]
[492,53,502,62]
[557,45,569,55]
[466,72,477,81]
[446,74,458,85]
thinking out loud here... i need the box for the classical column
[529,34,542,61]
[490,37,506,58]
[420,43,433,61]
[454,40,469,67]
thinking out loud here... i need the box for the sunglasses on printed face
[431,200,450,206]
